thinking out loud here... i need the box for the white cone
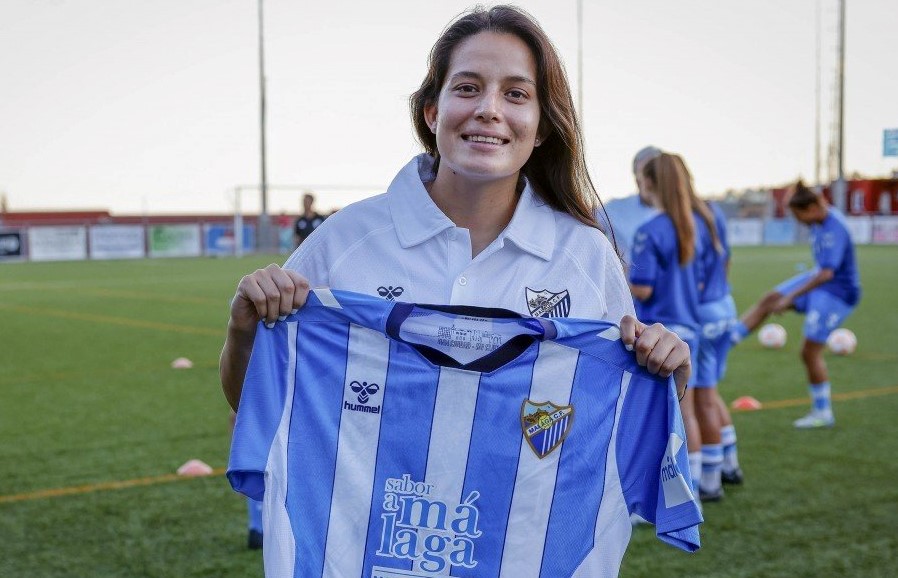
[171,357,194,369]
[177,459,214,477]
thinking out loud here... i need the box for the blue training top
[698,202,731,304]
[811,208,861,306]
[629,213,706,330]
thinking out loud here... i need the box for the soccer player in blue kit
[689,176,743,497]
[220,6,700,574]
[629,152,721,500]
[731,181,861,428]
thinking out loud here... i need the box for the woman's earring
[535,138,541,147]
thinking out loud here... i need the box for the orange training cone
[731,396,763,411]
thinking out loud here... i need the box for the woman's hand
[230,264,311,332]
[221,264,310,410]
[619,315,691,399]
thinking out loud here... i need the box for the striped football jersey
[228,289,702,578]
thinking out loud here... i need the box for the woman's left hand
[619,315,691,399]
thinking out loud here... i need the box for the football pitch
[1,245,896,577]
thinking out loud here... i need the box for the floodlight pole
[257,0,272,251]
[832,0,847,210]
[836,0,845,183]
[814,0,822,186]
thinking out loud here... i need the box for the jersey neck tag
[521,400,574,459]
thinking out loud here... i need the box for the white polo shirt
[284,154,634,323]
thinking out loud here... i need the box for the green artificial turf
[1,247,896,577]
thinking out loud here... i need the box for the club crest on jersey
[377,286,405,301]
[521,400,574,459]
[525,287,571,318]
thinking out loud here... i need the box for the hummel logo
[345,380,382,415]
[377,286,404,301]
[350,380,380,404]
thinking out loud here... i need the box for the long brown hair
[680,159,723,256]
[409,5,602,229]
[643,153,720,264]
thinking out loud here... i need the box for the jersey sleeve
[227,322,292,501]
[628,225,659,287]
[615,373,703,552]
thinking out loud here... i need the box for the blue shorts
[775,272,856,344]
[695,296,737,388]
[663,323,699,388]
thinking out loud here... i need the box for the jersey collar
[388,154,555,261]
[385,301,553,372]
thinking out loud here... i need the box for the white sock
[688,451,702,495]
[721,424,740,472]
[700,444,723,493]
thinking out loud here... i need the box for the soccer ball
[827,328,857,355]
[758,323,787,349]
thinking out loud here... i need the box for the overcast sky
[0,0,894,215]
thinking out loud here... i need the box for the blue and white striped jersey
[228,289,702,578]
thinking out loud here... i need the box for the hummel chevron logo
[377,286,404,301]
[350,380,379,404]
[344,380,382,415]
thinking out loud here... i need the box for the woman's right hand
[229,264,311,332]
[619,315,691,400]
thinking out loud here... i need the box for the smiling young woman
[410,6,596,234]
[421,30,542,255]
[425,32,541,188]
[222,3,692,413]
[220,9,699,572]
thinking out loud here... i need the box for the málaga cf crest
[525,288,571,318]
[521,400,574,459]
